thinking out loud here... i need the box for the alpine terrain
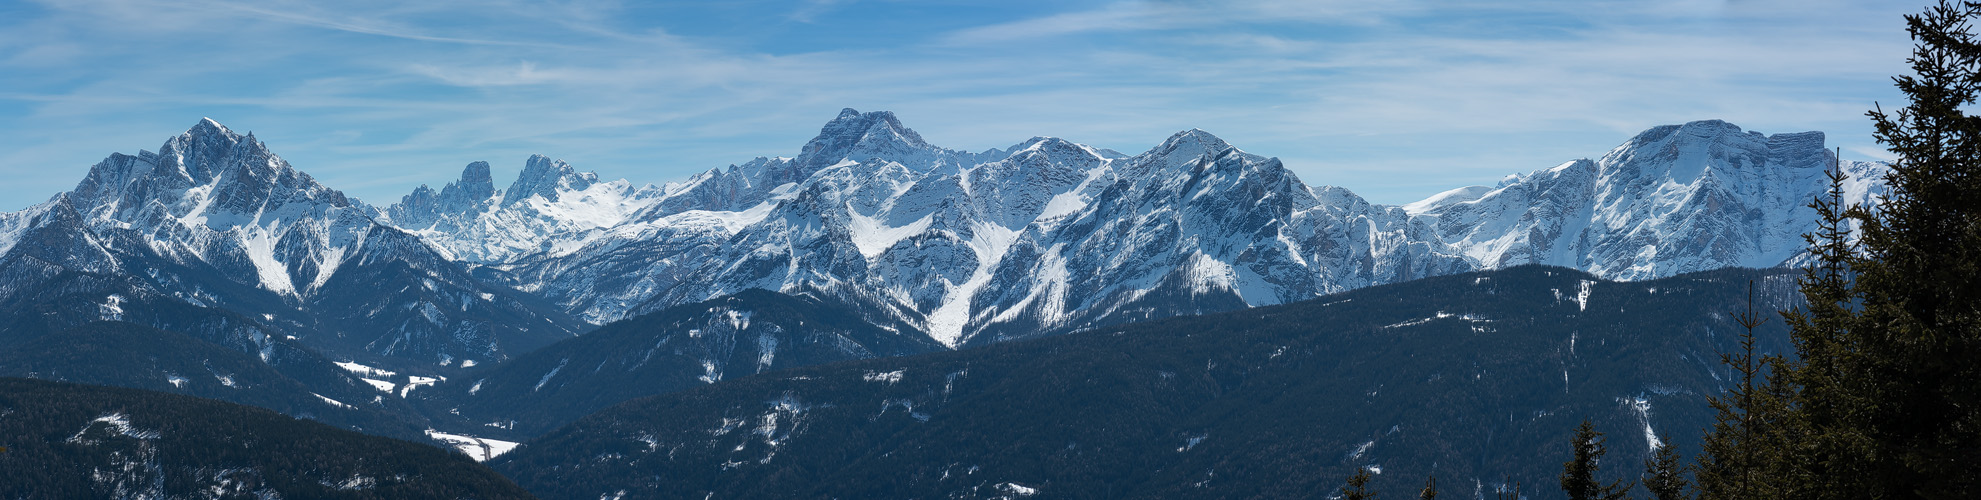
[0,110,1886,476]
[376,109,1882,351]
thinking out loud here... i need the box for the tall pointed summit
[0,118,583,374]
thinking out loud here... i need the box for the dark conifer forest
[0,377,535,499]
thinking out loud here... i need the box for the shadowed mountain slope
[0,377,536,499]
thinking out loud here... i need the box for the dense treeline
[0,377,535,499]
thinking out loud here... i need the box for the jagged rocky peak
[1600,119,1799,184]
[1400,185,1496,215]
[452,161,497,201]
[1161,128,1233,156]
[651,109,952,215]
[380,153,670,264]
[164,118,247,181]
[155,117,291,186]
[69,117,351,223]
[394,185,440,224]
[72,118,244,202]
[1005,136,1058,152]
[1136,128,1238,174]
[503,155,597,206]
[1624,119,1755,146]
[1003,136,1101,161]
[971,136,1103,184]
[798,108,942,168]
[389,161,500,228]
[0,192,122,276]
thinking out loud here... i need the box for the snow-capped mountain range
[0,110,1886,356]
[0,119,582,374]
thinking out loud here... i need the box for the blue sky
[0,0,1927,211]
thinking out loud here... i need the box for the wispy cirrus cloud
[0,0,1930,211]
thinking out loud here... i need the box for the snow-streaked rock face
[476,110,1472,347]
[961,130,1470,345]
[387,161,496,231]
[464,112,1885,349]
[65,118,370,298]
[477,109,1011,326]
[0,119,581,371]
[1406,119,1888,280]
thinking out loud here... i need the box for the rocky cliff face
[1405,119,1886,280]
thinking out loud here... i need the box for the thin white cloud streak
[217,3,557,48]
[941,3,1176,44]
[789,0,850,23]
[940,0,1409,45]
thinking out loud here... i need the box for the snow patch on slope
[425,429,520,462]
[847,208,934,261]
[239,225,297,297]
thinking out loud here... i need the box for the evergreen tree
[1341,467,1376,500]
[1850,1,1981,497]
[1560,420,1632,500]
[1642,443,1688,500]
[1777,151,1868,500]
[1697,282,1795,500]
[1419,475,1438,500]
[1495,477,1523,500]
